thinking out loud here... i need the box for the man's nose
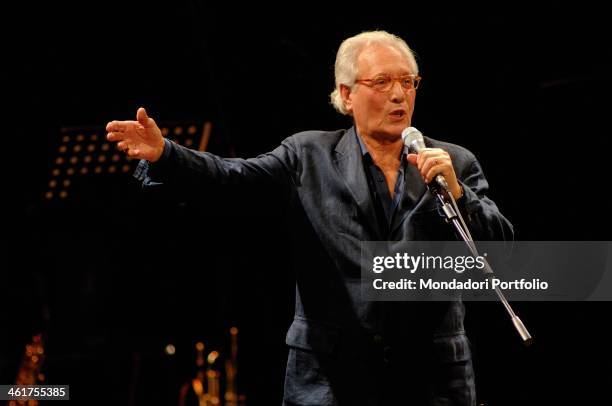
[389,81,405,102]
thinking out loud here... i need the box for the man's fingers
[421,157,450,182]
[416,150,435,170]
[116,141,142,158]
[419,156,440,178]
[127,148,141,158]
[106,121,128,132]
[416,148,448,170]
[136,107,148,125]
[107,132,126,142]
[136,107,155,128]
[424,163,446,183]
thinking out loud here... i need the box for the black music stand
[43,121,212,202]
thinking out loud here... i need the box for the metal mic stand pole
[432,187,533,346]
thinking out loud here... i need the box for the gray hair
[330,30,419,115]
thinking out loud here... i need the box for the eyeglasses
[355,74,421,92]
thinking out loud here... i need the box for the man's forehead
[357,44,412,74]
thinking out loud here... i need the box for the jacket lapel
[333,127,381,239]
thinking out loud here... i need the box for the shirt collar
[354,128,408,160]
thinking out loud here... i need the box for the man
[106,31,512,405]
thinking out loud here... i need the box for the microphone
[401,126,449,192]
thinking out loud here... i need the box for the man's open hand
[106,107,165,162]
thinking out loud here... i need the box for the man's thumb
[137,107,151,127]
[406,153,418,166]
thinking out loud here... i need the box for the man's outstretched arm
[106,107,301,190]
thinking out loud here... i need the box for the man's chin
[385,122,410,136]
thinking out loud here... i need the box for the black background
[5,2,612,405]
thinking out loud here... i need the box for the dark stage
[6,3,612,405]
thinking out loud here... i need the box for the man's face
[342,44,416,140]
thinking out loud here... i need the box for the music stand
[43,121,212,202]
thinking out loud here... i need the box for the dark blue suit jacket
[136,127,513,405]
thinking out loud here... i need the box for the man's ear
[340,84,353,114]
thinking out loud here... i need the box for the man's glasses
[355,74,421,93]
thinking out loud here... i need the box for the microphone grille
[401,127,425,152]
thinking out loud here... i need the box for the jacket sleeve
[457,157,514,241]
[133,136,301,193]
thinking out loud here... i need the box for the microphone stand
[431,184,533,346]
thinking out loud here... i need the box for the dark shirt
[355,131,408,233]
